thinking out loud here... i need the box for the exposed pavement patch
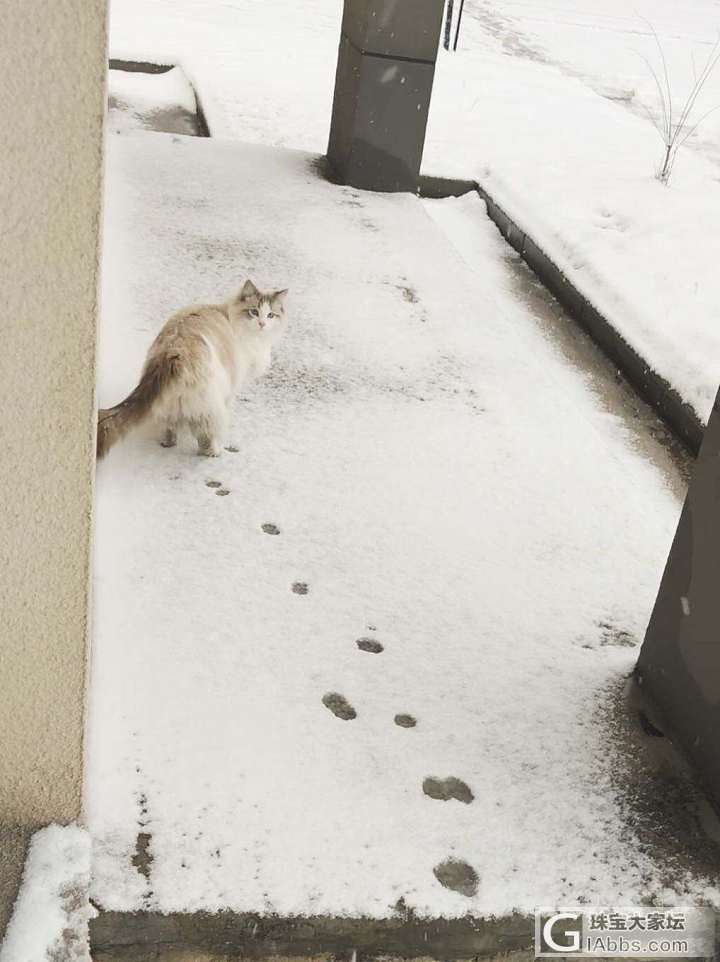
[131,832,153,883]
[292,581,309,595]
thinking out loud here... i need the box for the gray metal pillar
[327,0,445,192]
[637,387,720,803]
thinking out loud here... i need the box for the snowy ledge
[418,174,703,456]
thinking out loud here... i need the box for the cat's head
[235,279,288,334]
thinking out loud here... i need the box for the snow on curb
[0,826,93,962]
[108,65,197,116]
[473,183,705,454]
[107,65,203,137]
[418,175,703,451]
[425,24,720,431]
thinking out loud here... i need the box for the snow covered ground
[109,0,341,148]
[424,1,720,426]
[109,0,720,425]
[0,826,92,962]
[87,128,718,917]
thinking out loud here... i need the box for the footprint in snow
[322,692,357,720]
[597,620,636,647]
[356,637,384,654]
[423,776,474,804]
[433,858,479,897]
[398,284,419,304]
[394,713,417,728]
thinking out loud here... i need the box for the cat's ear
[240,279,259,301]
[272,289,288,307]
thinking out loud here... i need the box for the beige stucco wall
[0,1,108,825]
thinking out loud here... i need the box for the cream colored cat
[97,280,288,459]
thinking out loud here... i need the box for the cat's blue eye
[250,308,259,317]
[267,312,275,319]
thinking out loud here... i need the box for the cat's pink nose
[258,319,266,329]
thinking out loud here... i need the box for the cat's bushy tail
[96,353,182,459]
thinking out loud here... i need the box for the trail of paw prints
[205,479,230,496]
[255,515,312,597]
[352,628,416,730]
[316,621,480,900]
[350,626,480,900]
[256,513,479,902]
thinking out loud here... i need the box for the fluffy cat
[97,279,288,459]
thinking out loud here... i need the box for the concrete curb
[90,908,532,961]
[108,60,211,138]
[417,175,704,456]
